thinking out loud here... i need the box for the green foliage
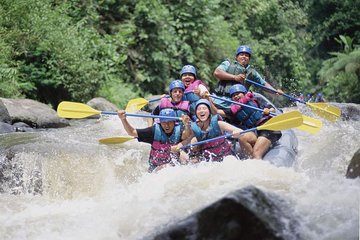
[323,72,359,103]
[1,0,359,107]
[319,44,360,103]
[0,38,22,98]
[306,0,360,50]
[98,78,140,108]
[0,0,122,107]
[334,35,354,54]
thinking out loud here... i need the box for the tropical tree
[318,35,360,103]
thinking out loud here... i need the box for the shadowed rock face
[151,186,302,240]
[346,149,360,179]
[0,100,11,124]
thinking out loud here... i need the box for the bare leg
[238,132,257,158]
[253,136,271,160]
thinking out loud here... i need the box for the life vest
[148,124,182,170]
[183,79,207,102]
[230,99,270,129]
[191,115,234,162]
[159,98,190,118]
[214,60,257,97]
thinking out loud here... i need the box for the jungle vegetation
[1,0,359,108]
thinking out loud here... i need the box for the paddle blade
[57,101,100,118]
[307,102,341,122]
[98,136,135,144]
[125,98,149,112]
[296,115,323,134]
[257,111,303,131]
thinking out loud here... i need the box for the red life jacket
[159,98,190,117]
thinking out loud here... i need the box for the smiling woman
[186,99,245,162]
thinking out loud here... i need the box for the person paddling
[207,84,282,159]
[118,108,190,172]
[212,45,283,108]
[183,99,243,163]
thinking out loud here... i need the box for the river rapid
[0,107,359,240]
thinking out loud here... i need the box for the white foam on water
[0,114,359,240]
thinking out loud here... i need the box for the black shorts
[257,130,282,144]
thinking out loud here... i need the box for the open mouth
[183,79,193,86]
[163,126,172,132]
[197,112,208,120]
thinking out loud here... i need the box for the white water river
[0,108,359,240]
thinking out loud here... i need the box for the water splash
[0,111,359,239]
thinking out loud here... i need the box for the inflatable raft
[251,93,298,167]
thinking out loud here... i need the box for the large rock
[0,98,69,128]
[0,99,11,123]
[86,97,119,119]
[86,97,118,111]
[0,122,15,134]
[151,186,302,240]
[346,149,360,179]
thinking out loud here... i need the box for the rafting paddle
[125,96,166,112]
[182,110,303,149]
[99,110,304,145]
[209,94,322,134]
[295,115,323,134]
[57,101,182,120]
[99,136,135,144]
[244,79,341,122]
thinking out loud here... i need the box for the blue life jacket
[232,100,268,129]
[148,124,182,170]
[191,115,234,161]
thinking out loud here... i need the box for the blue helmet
[180,65,197,78]
[195,99,211,111]
[159,108,176,122]
[229,84,247,97]
[235,45,252,57]
[169,80,185,93]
